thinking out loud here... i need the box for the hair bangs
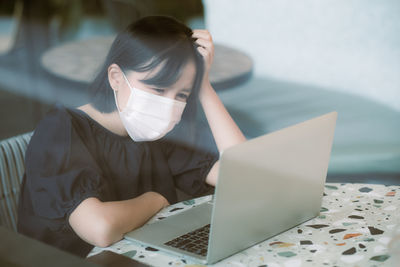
[138,40,195,88]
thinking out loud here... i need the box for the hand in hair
[192,29,215,87]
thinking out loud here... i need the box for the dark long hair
[88,16,204,145]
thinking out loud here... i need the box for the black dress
[17,104,218,257]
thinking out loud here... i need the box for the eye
[152,88,165,95]
[177,93,189,101]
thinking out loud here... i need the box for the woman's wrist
[198,81,214,103]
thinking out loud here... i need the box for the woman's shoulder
[24,104,76,172]
[32,104,73,137]
[29,104,75,146]
[33,103,94,134]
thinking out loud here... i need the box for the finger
[192,33,212,42]
[196,46,208,59]
[192,30,212,41]
[197,46,213,64]
[197,46,214,69]
[192,29,210,35]
[195,38,213,49]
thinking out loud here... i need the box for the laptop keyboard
[164,224,210,256]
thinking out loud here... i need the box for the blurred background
[0,0,399,184]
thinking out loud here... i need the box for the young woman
[17,16,246,257]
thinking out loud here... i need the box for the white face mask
[114,72,187,142]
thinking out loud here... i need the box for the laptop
[125,112,337,264]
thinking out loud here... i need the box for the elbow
[91,217,122,247]
[94,237,114,248]
[69,198,122,248]
[205,161,219,186]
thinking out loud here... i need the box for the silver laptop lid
[207,112,337,264]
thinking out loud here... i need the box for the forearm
[199,82,246,152]
[193,29,246,186]
[69,191,168,247]
[102,192,167,241]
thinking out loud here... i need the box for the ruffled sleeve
[164,121,219,197]
[24,106,112,225]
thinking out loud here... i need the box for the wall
[204,0,400,111]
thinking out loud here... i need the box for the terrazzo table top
[88,183,400,266]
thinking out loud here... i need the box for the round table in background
[41,36,253,90]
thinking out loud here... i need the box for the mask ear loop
[121,71,132,88]
[114,71,133,113]
[113,89,122,112]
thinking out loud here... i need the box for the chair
[0,132,32,232]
